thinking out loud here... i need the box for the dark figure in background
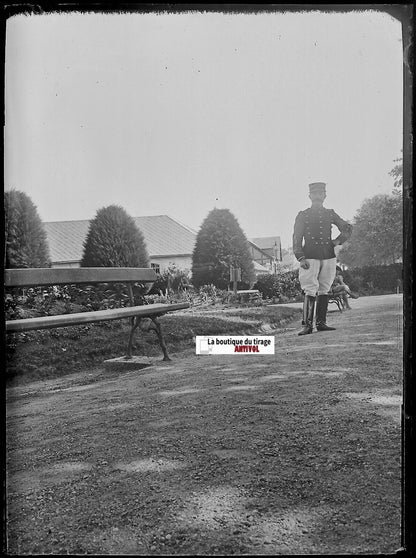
[293,182,353,335]
[331,266,359,310]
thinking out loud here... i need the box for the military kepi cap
[309,182,326,193]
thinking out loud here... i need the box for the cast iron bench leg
[126,316,141,359]
[127,315,171,361]
[329,297,343,313]
[149,316,171,361]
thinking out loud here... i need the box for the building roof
[247,240,275,261]
[250,236,281,250]
[44,215,197,264]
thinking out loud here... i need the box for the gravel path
[6,294,403,555]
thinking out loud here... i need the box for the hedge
[340,264,402,295]
[253,263,402,301]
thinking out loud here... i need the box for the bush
[198,283,218,300]
[254,264,402,301]
[148,265,191,296]
[192,208,256,289]
[342,264,402,295]
[81,205,149,267]
[4,189,51,268]
[253,274,276,299]
[5,282,149,322]
[254,270,302,302]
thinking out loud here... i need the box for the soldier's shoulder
[296,208,309,217]
[326,208,339,217]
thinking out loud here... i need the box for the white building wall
[51,256,193,273]
[150,256,192,275]
[51,261,82,269]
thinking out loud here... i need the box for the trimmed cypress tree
[192,208,256,289]
[81,205,149,267]
[4,189,51,268]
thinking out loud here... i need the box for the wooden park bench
[234,289,261,303]
[5,267,190,361]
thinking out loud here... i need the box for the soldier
[292,182,352,335]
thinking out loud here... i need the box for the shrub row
[254,270,302,302]
[4,280,261,327]
[5,263,402,325]
[4,283,148,321]
[339,264,402,295]
[253,263,402,300]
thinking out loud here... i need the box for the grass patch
[6,305,301,385]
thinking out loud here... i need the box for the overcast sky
[5,8,403,248]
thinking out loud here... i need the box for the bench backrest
[4,267,158,288]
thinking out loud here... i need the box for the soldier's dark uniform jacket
[293,207,352,262]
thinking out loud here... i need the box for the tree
[338,193,402,267]
[389,156,403,195]
[4,189,51,268]
[192,208,256,289]
[81,205,149,267]
[338,157,403,268]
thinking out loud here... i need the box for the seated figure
[331,267,359,310]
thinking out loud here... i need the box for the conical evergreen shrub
[81,205,149,267]
[4,189,51,268]
[192,208,255,289]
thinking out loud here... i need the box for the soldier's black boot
[316,294,336,331]
[298,295,316,335]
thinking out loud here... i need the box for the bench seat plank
[6,302,189,333]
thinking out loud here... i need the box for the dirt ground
[5,294,403,555]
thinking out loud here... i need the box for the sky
[4,8,403,249]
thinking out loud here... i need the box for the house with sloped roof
[44,215,197,274]
[44,215,281,278]
[249,236,282,274]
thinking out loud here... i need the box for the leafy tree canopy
[81,205,149,267]
[4,189,51,268]
[192,208,256,289]
[389,156,403,195]
[338,157,403,267]
[339,194,402,267]
[338,160,402,268]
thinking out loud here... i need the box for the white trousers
[298,258,337,296]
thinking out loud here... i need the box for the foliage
[148,264,191,296]
[81,205,149,267]
[198,283,219,301]
[338,193,402,267]
[389,156,403,194]
[254,270,302,302]
[340,264,402,295]
[192,208,256,289]
[5,282,149,322]
[338,158,403,268]
[253,274,277,299]
[4,189,51,268]
[168,284,228,306]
